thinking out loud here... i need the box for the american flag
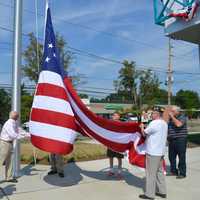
[29,5,164,172]
[29,6,77,154]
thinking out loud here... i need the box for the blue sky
[0,0,199,98]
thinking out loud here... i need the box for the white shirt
[0,119,19,142]
[144,119,168,156]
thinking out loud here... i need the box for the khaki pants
[0,140,13,180]
[50,154,64,173]
[145,154,167,198]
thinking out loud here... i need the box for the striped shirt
[168,114,188,139]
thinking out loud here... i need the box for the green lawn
[20,140,107,165]
[188,133,200,147]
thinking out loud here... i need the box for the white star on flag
[45,57,50,62]
[48,43,53,48]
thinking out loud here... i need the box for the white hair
[171,105,181,112]
[9,111,18,119]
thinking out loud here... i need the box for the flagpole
[12,0,23,177]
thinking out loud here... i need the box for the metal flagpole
[12,0,23,177]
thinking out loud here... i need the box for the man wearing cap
[167,106,188,179]
[139,107,168,200]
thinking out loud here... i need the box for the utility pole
[167,38,173,105]
[12,0,23,177]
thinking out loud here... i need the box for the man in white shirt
[139,107,168,200]
[0,111,20,183]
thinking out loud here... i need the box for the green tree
[78,93,88,98]
[21,94,33,124]
[23,32,73,84]
[175,89,200,109]
[0,89,11,124]
[114,60,139,105]
[138,70,162,106]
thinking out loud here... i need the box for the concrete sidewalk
[0,147,200,200]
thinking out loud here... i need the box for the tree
[0,89,11,124]
[23,32,73,84]
[138,70,162,106]
[114,60,139,105]
[175,89,200,109]
[78,93,88,98]
[21,94,33,124]
[20,85,33,124]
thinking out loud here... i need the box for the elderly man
[139,107,168,200]
[0,111,20,183]
[168,106,188,179]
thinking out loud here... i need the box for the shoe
[107,171,115,177]
[116,173,123,180]
[48,170,57,175]
[176,175,186,179]
[156,193,167,198]
[167,172,177,176]
[6,178,18,183]
[58,173,64,178]
[139,194,154,200]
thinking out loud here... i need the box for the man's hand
[139,123,146,137]
[168,112,174,118]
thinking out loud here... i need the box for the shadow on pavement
[0,184,16,199]
[21,164,46,176]
[43,162,144,190]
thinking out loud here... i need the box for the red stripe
[36,83,68,101]
[30,108,77,131]
[128,145,145,168]
[31,135,73,155]
[75,113,132,152]
[64,78,141,133]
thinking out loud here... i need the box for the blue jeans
[168,137,187,176]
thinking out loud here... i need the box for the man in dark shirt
[168,106,187,179]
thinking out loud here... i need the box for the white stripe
[38,70,65,88]
[67,91,139,144]
[29,121,77,143]
[132,133,146,155]
[32,95,74,116]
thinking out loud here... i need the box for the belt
[0,139,13,144]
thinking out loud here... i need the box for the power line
[78,86,115,92]
[0,1,196,63]
[0,28,198,76]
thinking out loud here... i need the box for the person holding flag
[139,107,168,200]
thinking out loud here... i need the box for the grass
[20,140,107,165]
[20,133,200,164]
[188,133,200,147]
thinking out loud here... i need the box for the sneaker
[139,194,154,200]
[48,170,57,175]
[176,175,186,179]
[6,178,18,183]
[58,172,64,178]
[107,171,115,177]
[167,172,177,176]
[156,193,167,198]
[116,172,123,180]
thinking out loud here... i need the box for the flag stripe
[31,135,73,155]
[32,95,74,116]
[36,83,68,101]
[68,92,140,143]
[30,121,77,144]
[31,108,77,130]
[38,70,65,88]
[64,78,140,133]
[75,115,132,152]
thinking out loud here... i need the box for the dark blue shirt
[168,114,188,139]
